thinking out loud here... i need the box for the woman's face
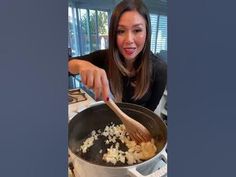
[116,10,147,63]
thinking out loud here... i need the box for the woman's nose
[125,32,134,44]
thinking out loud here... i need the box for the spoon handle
[105,98,128,121]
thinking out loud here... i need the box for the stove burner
[68,89,87,104]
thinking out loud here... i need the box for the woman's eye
[134,29,142,33]
[117,29,125,34]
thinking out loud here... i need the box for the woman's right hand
[68,60,110,101]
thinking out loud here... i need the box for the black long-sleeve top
[70,49,167,111]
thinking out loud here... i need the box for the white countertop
[68,89,96,121]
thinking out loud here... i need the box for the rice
[80,123,157,165]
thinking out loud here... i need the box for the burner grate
[68,89,87,104]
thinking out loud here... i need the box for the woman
[68,0,167,111]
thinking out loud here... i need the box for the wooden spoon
[106,98,151,143]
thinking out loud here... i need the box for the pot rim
[69,143,167,169]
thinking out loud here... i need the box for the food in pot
[79,123,157,165]
[80,130,99,153]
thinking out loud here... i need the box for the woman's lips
[124,48,136,55]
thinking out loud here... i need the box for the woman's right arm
[68,59,110,101]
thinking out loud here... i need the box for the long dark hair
[108,0,152,101]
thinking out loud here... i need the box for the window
[150,14,167,54]
[156,15,167,53]
[68,6,109,57]
[150,14,158,53]
[68,6,80,56]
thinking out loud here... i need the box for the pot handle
[128,150,167,177]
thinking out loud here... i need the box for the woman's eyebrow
[118,23,145,28]
[133,24,145,27]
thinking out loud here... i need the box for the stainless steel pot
[68,102,167,177]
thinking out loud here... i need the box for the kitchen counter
[68,89,96,121]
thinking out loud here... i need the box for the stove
[68,89,87,104]
[68,89,167,177]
